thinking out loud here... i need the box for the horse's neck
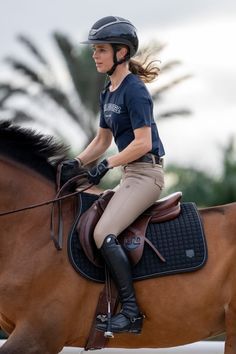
[0,159,70,283]
[0,158,55,208]
[0,158,57,250]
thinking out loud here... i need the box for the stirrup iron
[104,301,114,338]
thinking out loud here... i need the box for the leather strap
[85,281,118,351]
[133,153,164,165]
[144,237,166,262]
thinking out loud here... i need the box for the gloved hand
[87,159,111,185]
[58,158,83,187]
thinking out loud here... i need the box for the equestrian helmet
[81,16,139,58]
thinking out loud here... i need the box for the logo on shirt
[104,103,121,114]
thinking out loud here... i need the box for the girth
[77,191,182,267]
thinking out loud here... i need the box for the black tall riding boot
[96,234,144,334]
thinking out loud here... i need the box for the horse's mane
[0,121,69,181]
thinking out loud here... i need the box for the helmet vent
[90,16,133,35]
[93,16,116,30]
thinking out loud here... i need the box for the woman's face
[92,44,114,73]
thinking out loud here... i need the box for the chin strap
[106,44,130,76]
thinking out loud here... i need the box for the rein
[0,170,93,251]
[0,173,91,217]
[0,190,81,217]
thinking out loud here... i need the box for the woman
[61,16,165,335]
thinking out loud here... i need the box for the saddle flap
[119,216,150,265]
[77,190,114,267]
[119,202,181,265]
[77,191,182,268]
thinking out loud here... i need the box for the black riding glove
[87,159,111,185]
[59,158,83,187]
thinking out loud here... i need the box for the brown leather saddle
[77,191,182,267]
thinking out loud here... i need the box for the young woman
[61,16,165,335]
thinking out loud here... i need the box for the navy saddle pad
[68,193,207,282]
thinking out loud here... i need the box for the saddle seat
[77,191,182,267]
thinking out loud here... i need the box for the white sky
[0,0,235,175]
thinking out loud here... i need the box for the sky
[0,0,236,175]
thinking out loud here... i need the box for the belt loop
[151,154,155,167]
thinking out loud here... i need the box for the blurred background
[0,0,236,206]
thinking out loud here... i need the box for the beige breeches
[94,162,165,248]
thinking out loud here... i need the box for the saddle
[77,191,182,267]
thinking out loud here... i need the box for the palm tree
[0,34,105,145]
[0,33,191,150]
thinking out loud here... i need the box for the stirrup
[96,312,145,335]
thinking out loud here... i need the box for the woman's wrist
[106,158,113,169]
[74,157,83,167]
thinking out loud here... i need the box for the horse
[0,121,235,354]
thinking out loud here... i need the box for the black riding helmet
[81,16,139,75]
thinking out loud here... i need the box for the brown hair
[115,44,160,83]
[112,44,160,83]
[129,57,160,83]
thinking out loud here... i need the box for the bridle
[0,169,93,251]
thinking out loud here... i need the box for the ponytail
[115,44,160,83]
[129,56,160,83]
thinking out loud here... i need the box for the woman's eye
[92,47,107,54]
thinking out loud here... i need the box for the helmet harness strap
[106,44,130,76]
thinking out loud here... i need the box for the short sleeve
[99,92,109,129]
[125,84,153,130]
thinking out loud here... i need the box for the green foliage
[166,139,236,207]
[166,166,215,206]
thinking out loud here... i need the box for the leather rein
[0,170,92,251]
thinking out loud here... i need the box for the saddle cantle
[77,191,182,267]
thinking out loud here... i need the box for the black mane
[0,121,69,181]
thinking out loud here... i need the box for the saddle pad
[68,195,207,283]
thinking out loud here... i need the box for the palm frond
[42,87,80,121]
[4,57,45,85]
[1,109,68,143]
[53,32,81,92]
[158,109,192,119]
[152,74,192,100]
[17,35,49,66]
[0,108,36,124]
[137,41,166,57]
[0,84,28,105]
[160,60,183,73]
[9,109,37,124]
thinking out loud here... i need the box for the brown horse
[0,121,235,354]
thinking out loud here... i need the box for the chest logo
[104,103,121,114]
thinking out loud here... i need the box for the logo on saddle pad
[123,236,141,251]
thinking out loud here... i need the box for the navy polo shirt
[99,73,165,157]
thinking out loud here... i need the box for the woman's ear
[117,46,128,60]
